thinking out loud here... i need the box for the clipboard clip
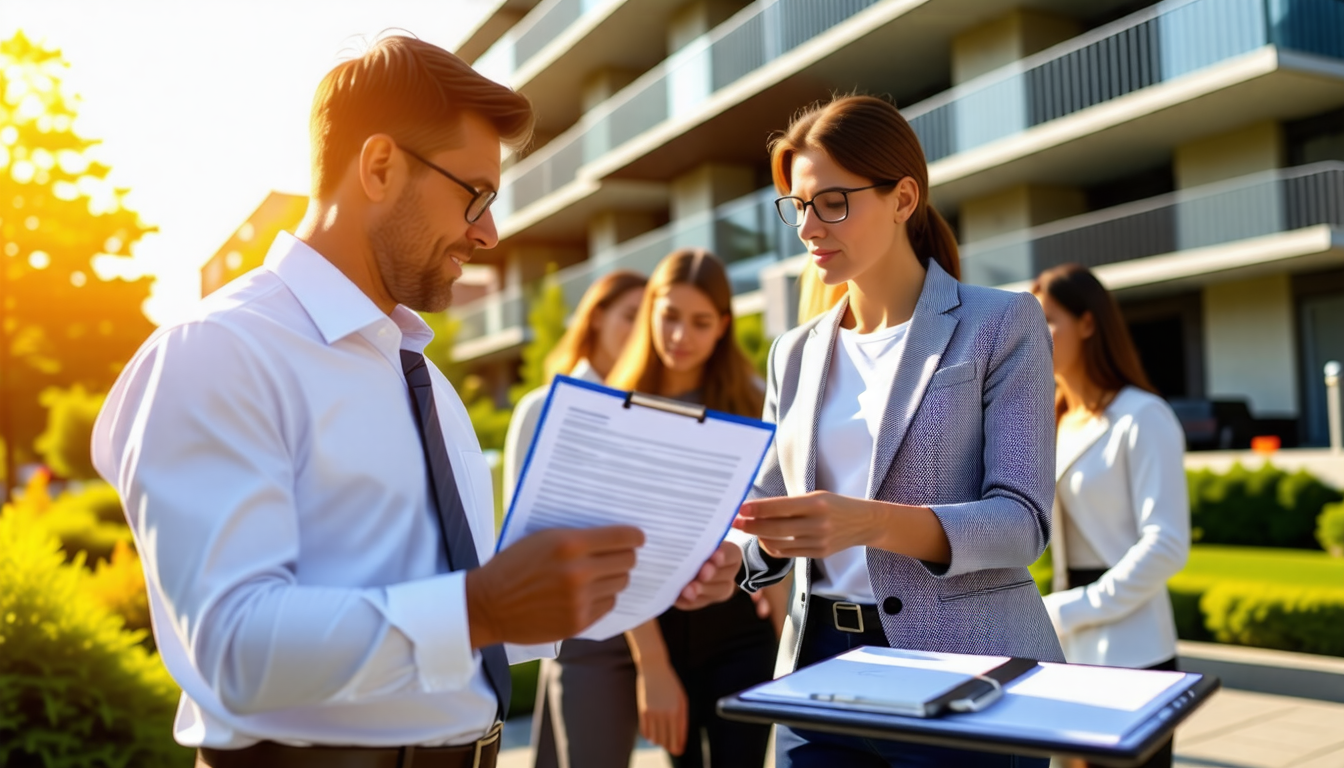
[623,390,708,423]
[946,675,1004,713]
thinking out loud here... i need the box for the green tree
[509,267,568,406]
[0,32,155,475]
[735,312,772,379]
[34,384,103,480]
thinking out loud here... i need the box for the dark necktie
[400,350,511,721]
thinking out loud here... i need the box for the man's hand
[466,526,643,648]
[673,540,743,611]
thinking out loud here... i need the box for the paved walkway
[497,688,1344,768]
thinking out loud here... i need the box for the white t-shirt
[811,320,910,603]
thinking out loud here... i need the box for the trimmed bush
[1201,583,1344,657]
[1188,463,1341,549]
[36,479,133,567]
[0,505,190,767]
[87,540,153,641]
[1319,502,1344,558]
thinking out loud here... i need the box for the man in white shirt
[92,36,742,768]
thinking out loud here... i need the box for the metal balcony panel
[456,0,543,64]
[514,0,693,136]
[925,47,1344,211]
[963,163,1344,291]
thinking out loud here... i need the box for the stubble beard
[369,182,474,313]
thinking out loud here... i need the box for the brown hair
[796,259,848,324]
[545,270,648,379]
[1031,263,1158,421]
[309,35,534,198]
[769,95,959,280]
[607,249,765,419]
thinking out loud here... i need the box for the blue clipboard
[497,374,776,554]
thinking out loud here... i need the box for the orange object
[1251,435,1281,455]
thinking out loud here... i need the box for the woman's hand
[733,491,878,559]
[734,492,952,563]
[635,658,688,756]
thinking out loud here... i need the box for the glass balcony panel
[961,164,1344,286]
[514,0,586,65]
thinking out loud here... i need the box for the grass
[1030,544,1344,595]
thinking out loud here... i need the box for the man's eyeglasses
[774,182,897,228]
[401,147,498,224]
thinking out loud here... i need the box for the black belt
[197,722,502,768]
[1067,568,1108,590]
[809,594,882,634]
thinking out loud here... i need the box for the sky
[2,0,495,325]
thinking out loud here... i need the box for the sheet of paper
[499,377,775,641]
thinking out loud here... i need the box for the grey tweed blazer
[739,261,1065,674]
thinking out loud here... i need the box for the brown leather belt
[196,722,502,768]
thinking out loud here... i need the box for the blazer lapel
[782,298,845,495]
[865,262,961,500]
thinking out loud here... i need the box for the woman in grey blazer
[732,95,1064,767]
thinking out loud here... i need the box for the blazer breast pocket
[926,361,977,392]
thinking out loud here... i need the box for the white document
[498,376,775,641]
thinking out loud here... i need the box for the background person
[502,269,648,768]
[1033,263,1191,768]
[607,248,781,768]
[90,37,740,768]
[731,95,1063,768]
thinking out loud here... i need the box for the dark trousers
[666,641,774,768]
[775,605,1049,768]
[531,636,638,768]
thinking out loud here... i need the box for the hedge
[1318,501,1344,557]
[1188,463,1342,549]
[0,504,190,767]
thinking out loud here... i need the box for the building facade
[447,0,1344,447]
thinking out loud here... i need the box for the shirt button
[883,597,903,615]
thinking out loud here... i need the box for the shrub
[87,540,153,641]
[1188,463,1340,549]
[0,505,190,768]
[39,480,132,567]
[1318,501,1344,558]
[509,660,541,719]
[1167,582,1214,643]
[35,385,105,481]
[1201,583,1344,657]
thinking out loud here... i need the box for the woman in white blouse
[1032,263,1190,768]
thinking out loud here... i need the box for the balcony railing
[906,0,1344,163]
[453,186,799,346]
[494,0,880,221]
[474,0,601,84]
[961,162,1344,286]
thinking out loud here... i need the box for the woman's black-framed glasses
[774,182,897,228]
[401,147,498,224]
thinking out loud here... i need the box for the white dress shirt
[811,321,910,603]
[1044,386,1191,668]
[92,232,554,749]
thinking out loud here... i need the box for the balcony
[961,162,1344,290]
[492,0,885,229]
[451,185,799,360]
[906,0,1344,207]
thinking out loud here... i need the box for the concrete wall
[587,210,659,262]
[669,163,755,221]
[951,9,1080,84]
[1175,121,1285,189]
[1203,274,1299,417]
[958,184,1086,243]
[667,0,740,54]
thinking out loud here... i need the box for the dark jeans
[775,604,1049,768]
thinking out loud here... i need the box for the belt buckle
[832,601,864,633]
[473,721,503,768]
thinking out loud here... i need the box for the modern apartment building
[452,0,1344,447]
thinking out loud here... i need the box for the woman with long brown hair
[502,268,647,768]
[606,248,779,768]
[1033,264,1190,768]
[731,94,1062,767]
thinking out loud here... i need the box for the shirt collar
[265,231,433,353]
